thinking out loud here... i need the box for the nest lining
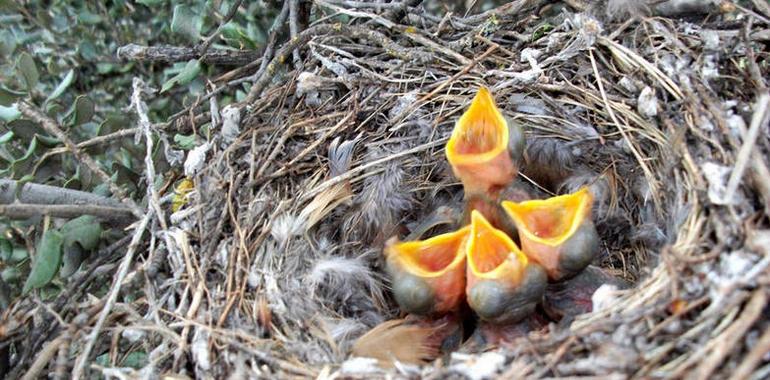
[7,1,770,379]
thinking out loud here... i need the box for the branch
[0,179,123,208]
[0,204,133,224]
[289,0,303,68]
[117,43,260,66]
[16,101,143,218]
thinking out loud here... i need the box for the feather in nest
[351,315,462,367]
[343,151,413,244]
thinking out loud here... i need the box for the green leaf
[161,59,201,93]
[0,238,11,261]
[77,40,98,61]
[174,133,197,150]
[44,69,75,105]
[23,229,63,292]
[16,52,39,92]
[17,138,38,162]
[122,351,148,369]
[70,95,95,126]
[136,0,165,5]
[60,215,102,250]
[0,29,16,57]
[171,5,202,42]
[0,131,12,144]
[0,104,20,122]
[0,86,25,106]
[77,9,102,25]
[35,134,60,147]
[10,247,28,263]
[2,267,21,282]
[59,243,84,278]
[98,115,128,135]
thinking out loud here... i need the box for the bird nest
[7,1,770,379]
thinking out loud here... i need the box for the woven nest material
[7,1,770,379]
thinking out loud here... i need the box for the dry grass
[5,1,770,379]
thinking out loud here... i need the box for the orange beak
[501,187,599,281]
[384,226,470,315]
[465,211,546,323]
[446,87,518,197]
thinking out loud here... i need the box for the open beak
[501,187,599,282]
[446,87,524,198]
[384,226,470,315]
[465,211,546,324]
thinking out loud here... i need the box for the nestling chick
[446,87,527,227]
[384,227,469,316]
[465,211,547,324]
[502,187,599,282]
[542,265,631,320]
[461,313,548,352]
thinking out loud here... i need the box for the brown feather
[351,318,448,366]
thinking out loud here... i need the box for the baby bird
[384,227,469,316]
[464,211,546,324]
[445,87,527,229]
[501,187,599,282]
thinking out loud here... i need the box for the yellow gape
[384,226,470,315]
[502,187,599,281]
[446,87,517,196]
[465,211,546,324]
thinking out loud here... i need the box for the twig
[117,43,259,66]
[0,179,124,208]
[315,0,396,29]
[0,203,133,223]
[131,78,169,231]
[254,0,291,84]
[244,24,431,103]
[728,320,770,380]
[16,101,143,218]
[388,43,499,127]
[197,0,245,56]
[289,0,303,68]
[588,49,661,213]
[723,93,770,203]
[20,333,69,380]
[692,290,767,380]
[32,128,139,175]
[742,17,768,92]
[70,209,152,379]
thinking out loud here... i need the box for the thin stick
[728,321,770,380]
[245,24,430,103]
[693,290,768,380]
[20,334,69,380]
[198,0,244,56]
[16,101,143,218]
[724,93,770,203]
[33,128,139,175]
[289,0,303,68]
[70,210,152,379]
[588,49,660,213]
